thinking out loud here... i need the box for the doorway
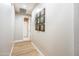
[23,16,29,40]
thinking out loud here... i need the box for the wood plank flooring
[11,41,40,56]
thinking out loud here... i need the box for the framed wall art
[35,8,45,32]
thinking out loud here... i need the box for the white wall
[74,3,79,56]
[14,15,24,40]
[31,3,74,56]
[0,3,15,55]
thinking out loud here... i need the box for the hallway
[0,3,79,56]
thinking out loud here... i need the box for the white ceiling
[14,3,38,15]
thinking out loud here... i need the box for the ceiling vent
[20,8,27,15]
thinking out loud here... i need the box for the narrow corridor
[0,3,77,56]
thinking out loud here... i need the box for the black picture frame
[35,8,45,32]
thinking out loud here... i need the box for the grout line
[31,42,44,56]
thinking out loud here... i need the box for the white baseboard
[31,42,44,56]
[9,42,14,56]
[12,39,31,43]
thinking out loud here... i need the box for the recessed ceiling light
[22,5,27,9]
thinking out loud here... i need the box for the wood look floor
[11,41,40,56]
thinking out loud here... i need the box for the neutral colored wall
[31,3,74,56]
[0,3,15,55]
[11,4,15,41]
[14,15,24,40]
[74,3,79,56]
